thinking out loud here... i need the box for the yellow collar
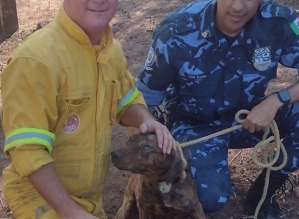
[56,6,114,63]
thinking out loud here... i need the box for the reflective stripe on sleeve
[117,87,139,113]
[4,128,55,153]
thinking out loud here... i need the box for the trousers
[170,103,299,214]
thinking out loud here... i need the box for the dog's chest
[136,185,191,218]
[140,186,163,204]
[137,200,184,219]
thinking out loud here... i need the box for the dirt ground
[1,0,299,218]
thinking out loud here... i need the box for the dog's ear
[162,148,185,184]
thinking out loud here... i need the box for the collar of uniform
[198,1,268,42]
[95,26,113,64]
[244,8,268,42]
[56,6,113,64]
[56,6,91,45]
[197,0,217,39]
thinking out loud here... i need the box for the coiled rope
[175,109,288,219]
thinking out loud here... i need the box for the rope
[176,144,187,179]
[248,113,287,219]
[159,141,188,194]
[175,109,287,219]
[179,110,247,148]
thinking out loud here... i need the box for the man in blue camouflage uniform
[137,0,299,218]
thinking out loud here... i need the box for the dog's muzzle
[111,150,122,162]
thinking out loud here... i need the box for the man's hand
[121,104,177,154]
[27,163,100,219]
[243,94,283,133]
[60,209,99,219]
[139,120,177,154]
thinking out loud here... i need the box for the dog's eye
[142,145,151,151]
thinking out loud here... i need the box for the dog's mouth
[130,166,144,173]
[113,163,144,174]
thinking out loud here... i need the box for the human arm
[27,163,99,219]
[133,27,178,142]
[243,82,299,133]
[243,14,299,133]
[114,31,177,154]
[243,28,299,133]
[244,80,299,133]
[2,58,98,218]
[136,25,177,106]
[120,103,176,154]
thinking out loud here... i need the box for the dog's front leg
[115,177,138,219]
[191,202,206,219]
[137,201,155,219]
[138,208,153,219]
[173,212,184,219]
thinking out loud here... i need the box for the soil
[0,0,299,219]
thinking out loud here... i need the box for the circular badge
[62,114,80,134]
[145,48,156,67]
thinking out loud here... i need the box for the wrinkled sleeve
[279,12,299,70]
[2,57,58,177]
[137,27,177,106]
[115,61,146,123]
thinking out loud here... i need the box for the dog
[110,133,206,219]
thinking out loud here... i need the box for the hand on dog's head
[111,133,185,183]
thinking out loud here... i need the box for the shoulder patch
[144,47,157,69]
[153,1,205,42]
[290,17,299,35]
[260,2,295,21]
[154,12,196,42]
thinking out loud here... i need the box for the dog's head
[111,133,186,183]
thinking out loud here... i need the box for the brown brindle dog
[110,133,206,219]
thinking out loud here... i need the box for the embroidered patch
[201,29,209,38]
[62,114,80,134]
[290,17,299,35]
[253,46,271,71]
[145,47,156,67]
[187,74,209,80]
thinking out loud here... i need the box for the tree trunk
[0,0,18,42]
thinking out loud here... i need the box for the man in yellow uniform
[1,0,177,219]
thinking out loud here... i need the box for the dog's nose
[111,150,122,162]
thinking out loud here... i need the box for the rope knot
[159,142,188,194]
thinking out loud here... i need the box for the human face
[64,0,118,41]
[216,0,262,36]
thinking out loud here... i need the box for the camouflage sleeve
[137,29,177,106]
[279,11,299,70]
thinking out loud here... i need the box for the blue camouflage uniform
[137,0,299,214]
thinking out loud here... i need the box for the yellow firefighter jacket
[1,6,145,219]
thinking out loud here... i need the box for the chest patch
[187,74,209,80]
[62,114,80,134]
[253,46,271,71]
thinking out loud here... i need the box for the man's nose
[231,0,245,12]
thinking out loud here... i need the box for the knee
[194,178,233,214]
[197,187,230,214]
